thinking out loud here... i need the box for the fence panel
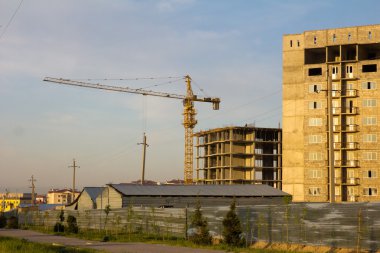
[19,202,380,251]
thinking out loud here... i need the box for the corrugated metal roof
[84,187,106,201]
[109,184,289,197]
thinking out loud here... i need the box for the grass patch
[0,236,102,253]
[28,226,291,253]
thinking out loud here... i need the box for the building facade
[47,189,80,205]
[194,126,282,188]
[0,193,32,212]
[283,24,380,202]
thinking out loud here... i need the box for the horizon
[1,0,380,193]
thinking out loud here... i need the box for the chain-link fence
[18,206,187,239]
[203,202,380,251]
[18,202,380,251]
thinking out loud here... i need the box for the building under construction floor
[194,126,282,188]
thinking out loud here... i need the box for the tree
[104,204,111,230]
[188,201,212,245]
[222,200,244,247]
[53,210,65,232]
[67,215,79,234]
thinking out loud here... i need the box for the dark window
[362,64,377,73]
[309,68,322,76]
[290,40,293,47]
[297,40,300,47]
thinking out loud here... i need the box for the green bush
[222,200,245,247]
[67,215,79,234]
[0,214,6,228]
[53,222,65,233]
[6,216,18,229]
[188,201,212,245]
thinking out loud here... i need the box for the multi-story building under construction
[283,24,380,202]
[194,126,282,188]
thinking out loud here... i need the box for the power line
[0,0,24,41]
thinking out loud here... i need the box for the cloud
[46,113,76,125]
[156,0,195,12]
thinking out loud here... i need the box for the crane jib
[43,76,220,184]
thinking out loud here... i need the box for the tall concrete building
[283,24,380,202]
[194,126,282,188]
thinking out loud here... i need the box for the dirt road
[0,229,225,253]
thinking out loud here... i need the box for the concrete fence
[19,202,380,251]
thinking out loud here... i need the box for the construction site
[194,126,282,187]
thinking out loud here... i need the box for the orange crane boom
[43,75,220,184]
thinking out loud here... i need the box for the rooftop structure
[68,184,290,210]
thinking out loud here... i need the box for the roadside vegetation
[26,226,291,253]
[0,236,102,253]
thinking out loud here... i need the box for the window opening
[308,67,322,76]
[362,81,376,90]
[346,65,353,78]
[369,31,372,39]
[332,34,336,42]
[297,40,300,47]
[332,66,339,79]
[313,36,317,45]
[362,64,377,73]
[348,33,351,41]
[290,40,293,47]
[309,84,321,93]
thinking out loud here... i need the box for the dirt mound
[250,241,379,253]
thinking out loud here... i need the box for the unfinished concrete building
[194,126,282,188]
[283,24,380,202]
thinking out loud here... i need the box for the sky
[1,0,380,193]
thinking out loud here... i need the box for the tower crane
[43,75,220,184]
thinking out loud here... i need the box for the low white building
[47,189,80,205]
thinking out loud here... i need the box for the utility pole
[69,159,80,203]
[29,175,36,205]
[138,133,149,185]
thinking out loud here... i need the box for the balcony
[348,195,359,202]
[343,160,359,167]
[342,142,359,150]
[344,124,359,132]
[333,160,359,167]
[332,91,340,98]
[342,107,359,115]
[331,107,341,115]
[330,124,359,132]
[334,177,341,185]
[328,107,360,115]
[333,142,359,150]
[344,177,360,185]
[332,125,341,132]
[341,89,358,97]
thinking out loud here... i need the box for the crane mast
[43,75,220,184]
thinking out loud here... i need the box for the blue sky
[1,0,379,193]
